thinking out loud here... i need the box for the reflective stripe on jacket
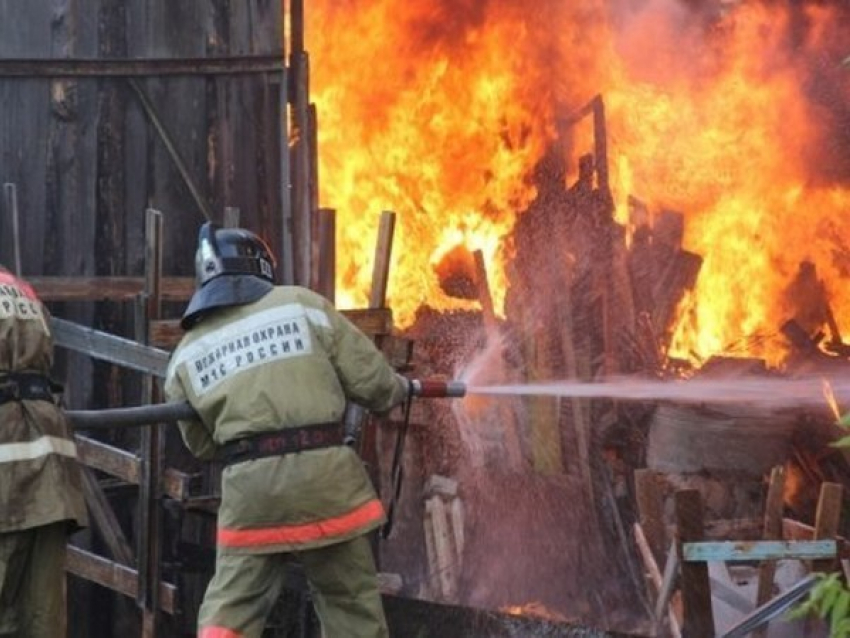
[165,285,407,554]
[0,435,77,463]
[0,269,88,533]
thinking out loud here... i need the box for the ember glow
[305,0,850,365]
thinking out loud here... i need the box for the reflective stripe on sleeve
[0,435,78,463]
[199,627,244,638]
[217,498,384,549]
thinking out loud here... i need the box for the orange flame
[501,601,572,623]
[305,1,850,363]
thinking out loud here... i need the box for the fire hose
[64,378,466,429]
[66,378,466,539]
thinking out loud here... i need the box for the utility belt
[220,422,345,466]
[0,372,59,406]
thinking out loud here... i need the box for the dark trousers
[0,523,67,638]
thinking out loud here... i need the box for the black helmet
[181,222,276,329]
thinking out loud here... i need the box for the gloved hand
[395,373,413,400]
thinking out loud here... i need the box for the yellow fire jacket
[0,269,88,533]
[165,285,408,554]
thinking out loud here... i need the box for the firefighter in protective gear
[0,266,88,638]
[165,223,409,638]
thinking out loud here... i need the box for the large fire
[304,0,850,366]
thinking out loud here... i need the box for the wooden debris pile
[391,93,850,635]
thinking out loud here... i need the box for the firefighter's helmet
[181,222,276,329]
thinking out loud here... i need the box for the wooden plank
[813,482,843,573]
[472,249,496,331]
[278,61,294,285]
[634,523,664,595]
[425,495,457,601]
[160,468,205,503]
[754,465,785,638]
[633,525,681,638]
[75,434,140,484]
[473,248,522,471]
[703,517,763,540]
[651,250,702,346]
[0,56,284,77]
[315,208,336,302]
[308,104,320,287]
[782,518,850,558]
[138,210,165,624]
[675,489,714,638]
[683,540,837,562]
[51,316,170,377]
[422,502,438,598]
[342,308,393,335]
[149,307,395,349]
[66,546,176,615]
[656,542,682,636]
[81,468,135,566]
[3,183,21,275]
[290,50,311,286]
[369,211,396,309]
[592,95,610,198]
[635,469,666,565]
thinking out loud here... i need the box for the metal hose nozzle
[410,379,467,398]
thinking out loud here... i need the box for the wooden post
[279,59,295,285]
[3,183,21,275]
[635,469,667,565]
[81,469,135,566]
[315,208,336,302]
[369,211,396,309]
[472,249,523,471]
[289,0,312,288]
[675,489,714,638]
[423,476,463,602]
[634,524,682,637]
[138,209,164,638]
[591,95,611,209]
[556,265,583,482]
[308,104,320,291]
[472,249,496,332]
[362,211,397,558]
[813,482,843,574]
[754,465,786,638]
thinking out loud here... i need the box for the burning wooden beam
[435,245,478,300]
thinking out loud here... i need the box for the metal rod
[720,574,818,638]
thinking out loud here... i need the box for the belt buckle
[295,429,311,452]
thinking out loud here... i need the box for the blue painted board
[683,540,836,562]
